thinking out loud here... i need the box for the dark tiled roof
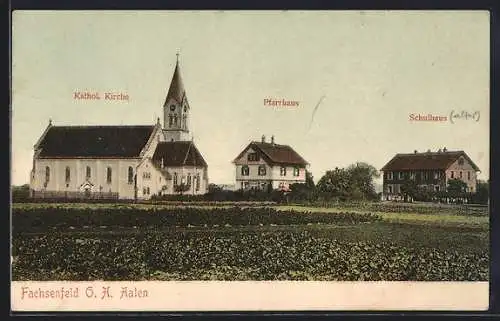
[37,125,155,158]
[234,141,308,166]
[381,151,480,172]
[164,61,188,106]
[152,141,208,167]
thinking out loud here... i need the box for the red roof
[233,141,308,166]
[381,150,480,172]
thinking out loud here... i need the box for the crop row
[12,231,488,281]
[12,207,381,232]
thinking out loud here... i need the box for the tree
[316,167,352,201]
[472,180,489,204]
[346,162,380,200]
[400,179,418,202]
[174,183,190,195]
[447,179,467,197]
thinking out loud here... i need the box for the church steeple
[163,53,190,142]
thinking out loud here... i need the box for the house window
[423,172,428,180]
[387,172,393,180]
[196,174,200,191]
[106,167,112,183]
[433,171,439,179]
[293,167,300,177]
[398,172,404,180]
[173,173,178,186]
[280,166,287,176]
[241,165,249,176]
[258,165,266,176]
[187,174,192,186]
[128,167,134,184]
[86,166,91,179]
[45,166,50,182]
[65,166,70,182]
[451,171,454,178]
[468,171,471,180]
[459,171,463,179]
[248,153,259,161]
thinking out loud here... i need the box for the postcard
[11,10,490,312]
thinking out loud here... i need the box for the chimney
[443,147,447,152]
[271,135,275,145]
[261,135,266,143]
[427,149,431,153]
[49,118,52,126]
[438,148,442,153]
[414,150,418,154]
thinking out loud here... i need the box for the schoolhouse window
[451,171,455,178]
[434,171,439,179]
[293,167,300,177]
[387,172,393,180]
[280,166,287,176]
[241,165,249,176]
[410,172,416,180]
[128,166,134,184]
[258,165,266,176]
[65,166,70,182]
[398,172,404,180]
[86,166,91,179]
[45,166,50,182]
[107,167,112,183]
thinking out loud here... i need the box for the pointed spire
[164,53,187,106]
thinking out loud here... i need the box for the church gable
[152,141,208,168]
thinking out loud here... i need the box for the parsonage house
[30,56,209,200]
[380,148,480,200]
[232,135,309,191]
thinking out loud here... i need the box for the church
[29,56,209,200]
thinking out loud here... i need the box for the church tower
[163,54,190,142]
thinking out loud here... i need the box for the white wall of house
[445,157,478,192]
[31,158,141,199]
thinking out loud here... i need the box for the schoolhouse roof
[381,150,480,172]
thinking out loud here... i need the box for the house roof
[152,141,208,167]
[36,125,155,158]
[380,150,480,172]
[164,60,188,106]
[233,141,309,166]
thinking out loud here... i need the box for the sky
[11,10,490,186]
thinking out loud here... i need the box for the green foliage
[12,230,488,281]
[447,179,468,197]
[12,207,382,233]
[316,163,380,201]
[12,184,30,202]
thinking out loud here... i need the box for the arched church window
[169,115,173,127]
[86,166,91,179]
[174,115,178,125]
[128,166,134,184]
[45,166,50,182]
[196,173,200,191]
[107,167,112,183]
[65,166,70,182]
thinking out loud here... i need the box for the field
[11,202,489,281]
